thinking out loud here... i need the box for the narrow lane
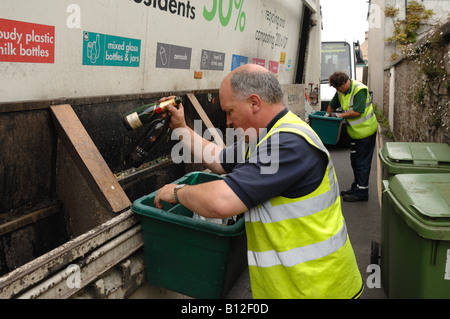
[328,128,387,298]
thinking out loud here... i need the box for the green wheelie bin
[381,173,450,298]
[378,142,450,293]
[379,142,450,180]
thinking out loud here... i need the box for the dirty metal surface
[0,210,139,298]
[50,104,131,212]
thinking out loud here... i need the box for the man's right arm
[326,105,333,114]
[326,92,339,115]
[165,101,226,174]
[172,124,226,174]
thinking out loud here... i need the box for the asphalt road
[327,137,387,299]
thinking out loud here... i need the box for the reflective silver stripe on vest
[348,99,371,112]
[338,82,361,108]
[349,82,362,107]
[348,98,372,112]
[340,81,372,111]
[347,110,374,126]
[247,222,348,267]
[247,163,339,223]
[246,121,339,222]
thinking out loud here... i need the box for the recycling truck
[320,40,365,111]
[0,0,321,299]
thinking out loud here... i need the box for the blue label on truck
[231,54,248,70]
[82,31,141,67]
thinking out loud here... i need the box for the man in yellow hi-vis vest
[326,71,378,202]
[155,64,363,298]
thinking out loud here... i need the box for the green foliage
[385,5,399,18]
[373,104,394,139]
[386,1,434,51]
[403,27,448,79]
[415,88,424,105]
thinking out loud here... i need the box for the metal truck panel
[0,0,319,102]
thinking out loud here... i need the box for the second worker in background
[327,71,378,202]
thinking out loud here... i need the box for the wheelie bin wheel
[370,241,380,265]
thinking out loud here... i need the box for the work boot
[340,188,354,196]
[343,194,368,202]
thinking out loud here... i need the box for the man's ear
[248,94,262,114]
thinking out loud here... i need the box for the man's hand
[154,180,247,219]
[154,183,178,209]
[159,96,187,131]
[337,110,361,119]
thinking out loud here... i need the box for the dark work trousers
[349,131,377,199]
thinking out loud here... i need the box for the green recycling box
[308,111,344,145]
[379,142,450,180]
[131,171,247,299]
[381,173,450,298]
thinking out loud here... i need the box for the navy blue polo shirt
[220,108,328,209]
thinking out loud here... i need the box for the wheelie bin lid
[387,173,450,240]
[380,142,450,173]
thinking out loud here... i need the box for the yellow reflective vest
[338,80,377,139]
[245,110,363,299]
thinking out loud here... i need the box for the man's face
[219,80,252,131]
[219,79,258,142]
[335,80,351,94]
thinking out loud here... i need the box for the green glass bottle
[128,118,169,168]
[122,96,181,130]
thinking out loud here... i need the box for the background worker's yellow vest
[338,80,377,139]
[245,111,363,299]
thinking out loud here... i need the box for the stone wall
[383,22,449,144]
[383,70,390,117]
